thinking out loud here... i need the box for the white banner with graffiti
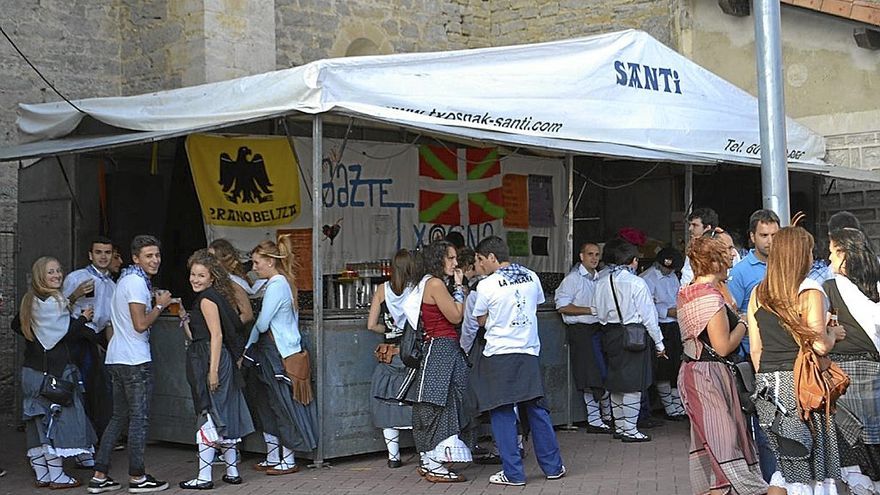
[197,137,567,274]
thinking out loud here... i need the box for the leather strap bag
[374,343,399,364]
[609,272,647,352]
[792,334,849,423]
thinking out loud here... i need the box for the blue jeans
[94,363,153,477]
[489,400,563,483]
[751,414,777,482]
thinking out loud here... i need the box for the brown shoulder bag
[792,338,849,422]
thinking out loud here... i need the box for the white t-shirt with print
[472,266,544,357]
[106,273,153,365]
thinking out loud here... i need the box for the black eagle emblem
[218,146,274,204]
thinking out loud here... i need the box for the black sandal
[179,479,215,490]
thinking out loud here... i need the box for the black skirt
[654,322,682,384]
[566,323,605,391]
[601,323,652,393]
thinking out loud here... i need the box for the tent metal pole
[560,153,578,431]
[311,114,327,466]
[685,164,693,245]
[754,0,791,225]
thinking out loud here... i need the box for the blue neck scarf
[497,263,529,282]
[609,264,636,275]
[120,264,152,293]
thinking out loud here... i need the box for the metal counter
[148,308,584,459]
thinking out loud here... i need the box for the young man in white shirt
[62,237,117,445]
[473,236,565,486]
[593,238,665,443]
[555,242,613,433]
[89,235,173,494]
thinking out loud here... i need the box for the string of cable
[579,162,661,190]
[0,23,86,114]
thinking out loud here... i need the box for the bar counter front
[148,306,584,460]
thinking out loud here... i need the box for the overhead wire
[0,23,86,114]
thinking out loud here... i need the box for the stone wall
[819,177,880,253]
[274,0,675,69]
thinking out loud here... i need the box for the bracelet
[155,304,164,312]
[452,287,465,303]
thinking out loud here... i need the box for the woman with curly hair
[677,236,767,495]
[399,240,471,482]
[18,256,98,489]
[177,249,255,489]
[245,235,317,476]
[747,226,846,494]
[207,239,255,325]
[823,227,880,493]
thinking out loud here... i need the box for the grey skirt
[754,370,841,485]
[398,337,471,453]
[471,352,545,412]
[249,335,318,452]
[370,354,413,429]
[187,339,255,440]
[22,364,97,455]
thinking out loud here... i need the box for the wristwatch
[155,304,164,312]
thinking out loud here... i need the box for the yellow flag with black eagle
[186,134,301,227]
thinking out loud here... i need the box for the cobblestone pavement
[0,420,691,495]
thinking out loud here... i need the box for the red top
[421,303,458,340]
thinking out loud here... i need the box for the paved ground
[0,420,692,495]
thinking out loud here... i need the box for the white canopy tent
[1,29,859,179]
[5,29,873,463]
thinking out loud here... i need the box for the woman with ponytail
[746,226,846,494]
[17,257,98,489]
[244,235,317,475]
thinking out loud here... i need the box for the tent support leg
[559,153,578,432]
[308,114,330,468]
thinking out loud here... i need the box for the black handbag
[609,272,647,352]
[399,316,424,369]
[703,343,756,415]
[39,351,75,406]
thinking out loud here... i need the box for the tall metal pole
[560,153,577,431]
[754,0,791,225]
[684,164,693,245]
[311,115,326,466]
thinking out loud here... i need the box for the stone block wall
[820,176,880,253]
[825,131,880,171]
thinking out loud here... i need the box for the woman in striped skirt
[677,236,767,495]
[824,227,880,494]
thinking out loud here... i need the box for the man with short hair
[726,209,780,483]
[89,235,173,494]
[62,237,117,456]
[810,210,864,283]
[555,242,612,433]
[473,236,565,486]
[681,207,719,285]
[728,209,781,311]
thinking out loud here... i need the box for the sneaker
[128,474,168,493]
[87,477,122,494]
[547,465,567,480]
[489,471,525,486]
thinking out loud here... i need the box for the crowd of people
[12,204,880,494]
[554,206,880,495]
[14,234,316,493]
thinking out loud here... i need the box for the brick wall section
[820,176,880,252]
[825,132,880,171]
[0,0,125,422]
